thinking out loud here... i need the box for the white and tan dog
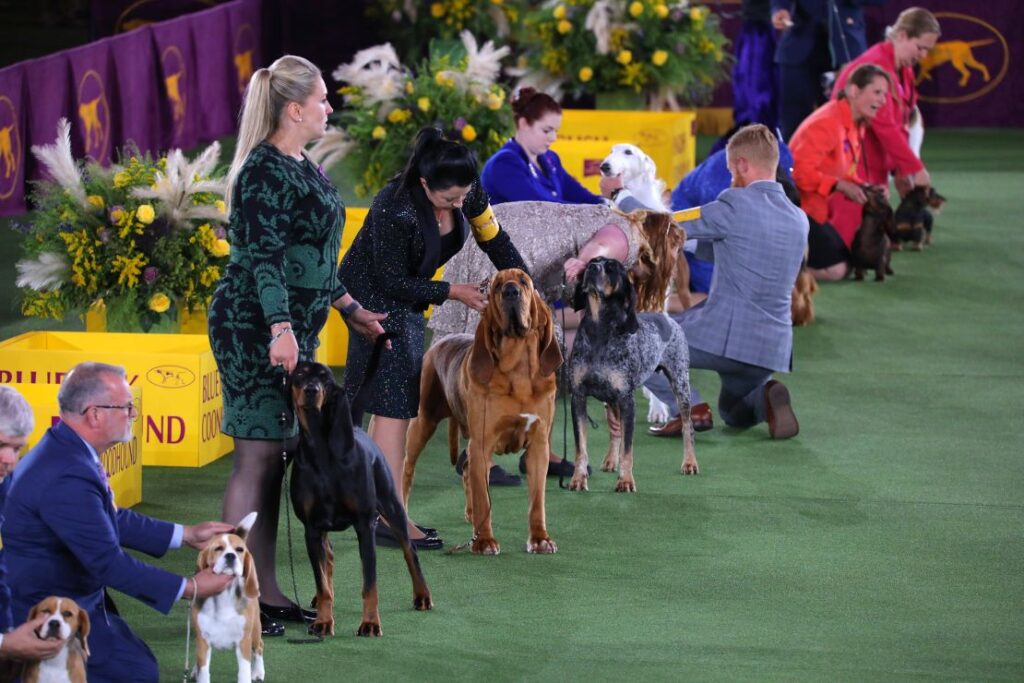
[192,511,264,683]
[22,596,89,683]
[600,143,670,212]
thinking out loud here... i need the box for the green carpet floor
[2,129,1022,681]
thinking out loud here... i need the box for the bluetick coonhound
[568,257,699,492]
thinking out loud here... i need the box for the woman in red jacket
[833,7,941,194]
[790,63,891,280]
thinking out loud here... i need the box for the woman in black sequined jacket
[338,128,527,547]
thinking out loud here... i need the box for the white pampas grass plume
[332,44,407,109]
[307,126,355,172]
[131,141,227,228]
[585,1,620,55]
[456,31,511,97]
[30,118,88,208]
[16,252,68,291]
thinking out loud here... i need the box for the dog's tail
[349,332,394,427]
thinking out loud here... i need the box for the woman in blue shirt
[482,88,605,205]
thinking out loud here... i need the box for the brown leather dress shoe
[648,414,683,437]
[764,380,799,439]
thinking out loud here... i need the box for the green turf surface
[2,129,1022,681]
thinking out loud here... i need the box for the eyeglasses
[83,402,139,419]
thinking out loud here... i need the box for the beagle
[192,512,264,683]
[22,596,89,683]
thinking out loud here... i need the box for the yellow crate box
[6,382,143,508]
[556,108,697,190]
[0,332,230,468]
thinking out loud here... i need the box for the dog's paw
[527,536,558,554]
[568,474,589,491]
[413,592,433,611]
[614,476,637,493]
[309,618,335,637]
[600,454,618,472]
[644,389,671,424]
[471,536,501,555]
[356,620,383,637]
[680,456,700,476]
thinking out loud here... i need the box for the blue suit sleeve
[0,549,11,633]
[39,471,183,615]
[116,508,176,557]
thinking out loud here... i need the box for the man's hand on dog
[0,615,65,660]
[183,521,236,550]
[184,568,235,600]
[347,307,391,349]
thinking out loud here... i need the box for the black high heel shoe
[260,613,285,637]
[259,601,316,623]
[375,524,444,550]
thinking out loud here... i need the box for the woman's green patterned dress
[208,142,346,439]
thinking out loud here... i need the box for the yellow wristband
[671,207,701,223]
[469,205,500,242]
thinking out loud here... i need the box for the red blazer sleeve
[869,91,924,177]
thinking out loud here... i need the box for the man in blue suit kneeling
[3,362,234,682]
[647,124,808,440]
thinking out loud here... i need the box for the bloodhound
[404,269,562,555]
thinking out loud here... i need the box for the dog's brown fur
[404,269,562,555]
[791,263,819,326]
[851,187,897,282]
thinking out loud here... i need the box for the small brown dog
[894,185,947,250]
[404,269,562,556]
[851,186,897,281]
[192,511,264,683]
[22,596,89,683]
[791,263,819,326]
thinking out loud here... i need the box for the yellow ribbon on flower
[469,205,500,242]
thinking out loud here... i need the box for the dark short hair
[838,63,892,99]
[399,127,478,191]
[510,87,561,126]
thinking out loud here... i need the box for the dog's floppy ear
[468,306,497,384]
[617,267,640,335]
[234,511,258,541]
[241,547,260,600]
[27,601,43,622]
[76,608,90,657]
[196,544,215,572]
[642,152,657,181]
[530,290,563,376]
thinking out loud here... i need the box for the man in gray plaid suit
[647,124,808,439]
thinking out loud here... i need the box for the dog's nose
[600,162,611,174]
[45,619,61,638]
[501,282,521,300]
[223,553,235,566]
[303,383,321,395]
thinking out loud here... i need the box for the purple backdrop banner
[0,0,262,216]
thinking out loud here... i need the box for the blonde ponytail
[225,55,322,209]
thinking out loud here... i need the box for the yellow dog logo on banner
[161,46,187,135]
[0,96,21,199]
[233,24,256,94]
[916,13,1008,104]
[76,70,110,162]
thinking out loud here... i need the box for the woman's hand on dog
[599,174,624,198]
[347,307,392,349]
[183,521,236,550]
[564,257,586,282]
[185,568,235,600]
[449,283,488,311]
[0,614,66,660]
[835,179,868,204]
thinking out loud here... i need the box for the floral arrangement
[311,32,514,198]
[14,119,230,332]
[365,0,521,64]
[514,0,730,108]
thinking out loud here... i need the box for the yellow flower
[430,3,444,18]
[372,126,387,140]
[690,6,704,21]
[210,239,231,257]
[629,1,644,18]
[113,170,131,188]
[553,5,566,19]
[485,93,503,110]
[557,19,572,34]
[404,80,415,94]
[200,266,221,287]
[148,293,171,313]
[617,50,633,65]
[387,108,411,124]
[417,97,431,112]
[491,0,503,5]
[136,204,155,224]
[652,50,668,66]
[215,199,226,214]
[87,195,105,210]
[654,4,669,18]
[579,66,594,82]
[461,125,477,142]
[434,71,455,87]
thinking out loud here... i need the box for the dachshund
[404,268,562,556]
[569,257,699,492]
[851,186,897,282]
[894,185,947,250]
[288,334,431,637]
[791,262,819,326]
